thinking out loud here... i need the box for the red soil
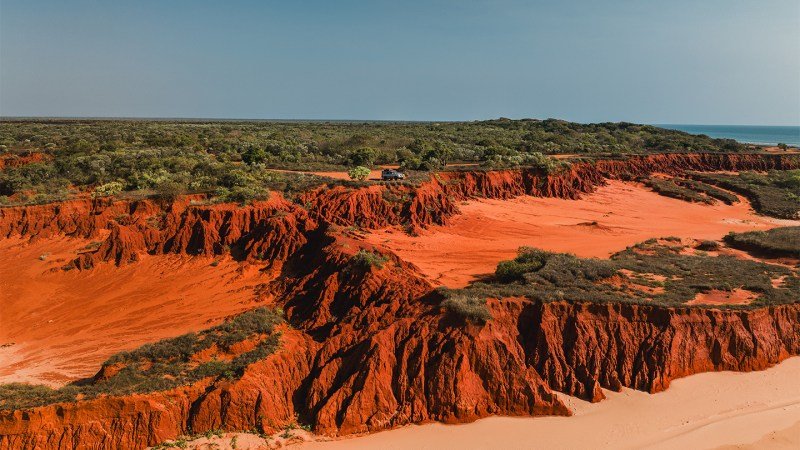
[687,289,759,306]
[0,153,49,170]
[0,236,272,386]
[310,166,398,181]
[365,180,799,287]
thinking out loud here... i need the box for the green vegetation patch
[643,177,714,204]
[689,170,800,219]
[495,247,551,282]
[449,236,799,309]
[0,118,752,205]
[0,307,283,411]
[643,176,740,205]
[724,227,800,258]
[441,294,491,324]
[350,249,389,269]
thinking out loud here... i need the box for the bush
[445,235,799,310]
[674,178,739,205]
[696,240,720,251]
[441,295,491,324]
[154,180,186,202]
[214,185,268,204]
[351,249,388,269]
[495,247,549,282]
[776,172,800,189]
[348,166,371,181]
[347,148,376,167]
[92,181,124,198]
[724,227,800,257]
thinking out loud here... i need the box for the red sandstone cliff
[304,153,798,232]
[1,153,799,449]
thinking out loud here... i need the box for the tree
[242,146,267,165]
[347,147,376,167]
[348,166,371,181]
[91,181,124,198]
[154,180,186,202]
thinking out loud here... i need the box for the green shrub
[495,247,549,282]
[696,240,720,251]
[350,249,388,269]
[154,180,186,202]
[441,295,491,324]
[776,172,800,189]
[673,178,739,204]
[91,181,124,198]
[348,166,371,181]
[643,177,712,204]
[347,148,376,167]
[447,236,798,310]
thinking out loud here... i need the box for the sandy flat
[297,357,800,450]
[366,180,800,287]
[0,236,272,386]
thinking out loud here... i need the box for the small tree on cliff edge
[348,166,371,181]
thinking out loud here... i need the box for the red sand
[687,289,759,306]
[0,237,271,386]
[310,169,384,181]
[272,165,401,181]
[366,181,800,287]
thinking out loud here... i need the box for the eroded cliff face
[518,300,800,401]
[2,153,797,255]
[0,194,315,270]
[303,153,799,232]
[1,153,799,449]
[3,267,797,449]
[0,329,317,450]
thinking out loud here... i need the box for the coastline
[658,124,800,147]
[295,357,800,450]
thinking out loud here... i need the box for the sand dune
[0,236,272,386]
[297,357,800,450]
[367,180,800,287]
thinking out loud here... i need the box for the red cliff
[1,153,799,449]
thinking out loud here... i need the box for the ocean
[658,124,800,147]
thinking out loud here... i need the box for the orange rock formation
[1,153,798,449]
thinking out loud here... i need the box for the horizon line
[1,116,799,127]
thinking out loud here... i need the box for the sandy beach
[296,357,800,450]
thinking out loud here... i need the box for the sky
[0,0,798,124]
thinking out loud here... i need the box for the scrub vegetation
[0,118,752,206]
[0,308,283,411]
[688,170,800,219]
[724,227,800,258]
[443,234,800,310]
[643,176,740,205]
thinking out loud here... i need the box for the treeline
[0,118,751,205]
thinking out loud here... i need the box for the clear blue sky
[1,0,798,124]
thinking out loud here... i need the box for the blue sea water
[658,124,800,147]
